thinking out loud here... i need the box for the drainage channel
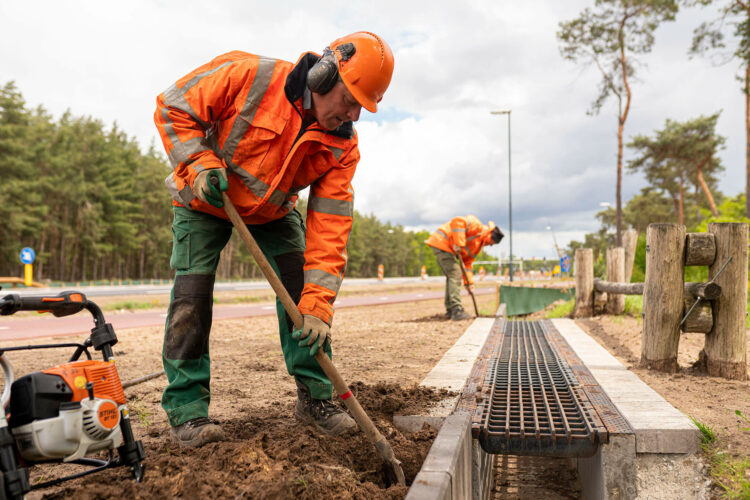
[474,320,608,457]
[409,318,639,499]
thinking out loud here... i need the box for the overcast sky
[1,1,744,261]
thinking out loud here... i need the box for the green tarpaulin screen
[499,285,575,316]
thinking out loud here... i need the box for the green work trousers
[161,206,333,427]
[432,247,462,312]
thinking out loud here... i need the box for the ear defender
[307,43,356,95]
[491,227,505,244]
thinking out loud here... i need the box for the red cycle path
[0,288,493,341]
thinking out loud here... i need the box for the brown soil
[575,315,750,464]
[44,383,442,500]
[0,284,496,499]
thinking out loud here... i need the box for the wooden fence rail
[574,222,747,380]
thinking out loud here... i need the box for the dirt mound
[40,383,451,500]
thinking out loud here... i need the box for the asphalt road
[0,286,495,341]
[0,276,446,298]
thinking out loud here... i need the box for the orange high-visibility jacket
[155,51,360,325]
[425,215,492,285]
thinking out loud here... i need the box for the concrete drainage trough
[400,314,706,500]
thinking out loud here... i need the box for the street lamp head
[490,109,511,115]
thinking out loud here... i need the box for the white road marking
[379,296,388,301]
[261,306,275,310]
[159,313,168,317]
[0,327,8,330]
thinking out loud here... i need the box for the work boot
[295,380,357,436]
[170,417,225,448]
[450,305,472,321]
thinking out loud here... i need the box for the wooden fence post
[606,247,625,314]
[623,228,638,282]
[574,248,593,318]
[641,223,685,372]
[699,223,748,380]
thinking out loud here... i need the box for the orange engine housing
[42,360,126,405]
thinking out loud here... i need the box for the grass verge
[545,299,575,319]
[107,300,162,311]
[691,414,750,498]
[624,295,642,317]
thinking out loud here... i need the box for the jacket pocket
[170,228,191,271]
[232,106,287,169]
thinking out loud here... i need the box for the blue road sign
[560,255,571,273]
[20,247,35,265]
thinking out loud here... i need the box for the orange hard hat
[330,32,394,113]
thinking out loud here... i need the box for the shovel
[218,191,406,486]
[455,253,480,316]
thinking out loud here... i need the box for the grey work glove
[193,168,228,207]
[292,314,331,356]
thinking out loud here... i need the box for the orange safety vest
[425,215,492,285]
[154,51,359,324]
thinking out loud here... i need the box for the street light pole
[491,109,513,281]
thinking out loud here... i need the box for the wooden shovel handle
[220,193,387,446]
[455,253,479,316]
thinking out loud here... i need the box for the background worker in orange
[154,32,394,447]
[425,216,504,320]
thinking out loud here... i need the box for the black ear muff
[307,43,356,95]
[491,227,504,244]
[307,48,340,94]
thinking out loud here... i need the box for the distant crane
[546,224,564,259]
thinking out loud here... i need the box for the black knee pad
[164,274,215,360]
[274,251,304,330]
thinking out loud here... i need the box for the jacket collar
[285,52,354,140]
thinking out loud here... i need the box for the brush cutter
[0,290,146,499]
[217,189,406,486]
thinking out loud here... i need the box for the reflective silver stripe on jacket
[326,146,344,161]
[281,189,300,212]
[437,229,449,240]
[215,57,289,207]
[167,136,210,169]
[161,61,233,168]
[308,196,353,217]
[165,172,195,206]
[282,199,296,212]
[467,234,479,242]
[222,57,276,160]
[304,269,342,295]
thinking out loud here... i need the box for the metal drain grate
[476,320,605,457]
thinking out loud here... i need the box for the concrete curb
[405,413,472,500]
[394,318,496,433]
[551,318,699,454]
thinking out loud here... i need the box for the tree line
[0,82,495,283]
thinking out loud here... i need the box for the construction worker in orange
[426,216,504,320]
[154,32,394,447]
